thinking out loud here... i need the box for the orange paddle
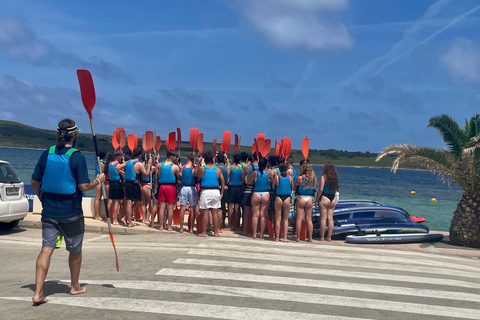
[118,129,126,153]
[283,137,292,158]
[234,134,239,154]
[76,69,119,272]
[257,133,265,140]
[197,133,204,155]
[142,134,147,151]
[190,128,199,152]
[127,134,136,152]
[222,131,231,154]
[274,140,280,156]
[146,131,154,152]
[133,134,138,149]
[213,137,217,155]
[156,136,161,153]
[254,138,260,160]
[116,127,124,141]
[263,139,271,157]
[302,136,309,161]
[112,131,119,151]
[256,137,265,157]
[166,137,170,151]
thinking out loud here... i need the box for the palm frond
[466,114,480,139]
[428,115,468,157]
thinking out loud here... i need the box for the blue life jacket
[254,170,270,192]
[217,164,228,185]
[323,183,334,195]
[41,146,79,195]
[125,160,139,181]
[108,163,121,182]
[182,165,196,186]
[247,163,258,184]
[95,160,106,176]
[288,166,297,181]
[200,165,219,188]
[297,175,315,196]
[228,165,243,186]
[158,162,176,184]
[276,176,292,196]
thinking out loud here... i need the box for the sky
[1,0,480,152]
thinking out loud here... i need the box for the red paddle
[133,134,138,149]
[283,137,292,158]
[166,137,170,151]
[168,131,176,151]
[222,131,231,154]
[234,134,239,154]
[177,127,182,156]
[76,69,119,272]
[146,131,154,151]
[190,128,199,152]
[213,137,217,155]
[254,138,260,160]
[257,133,265,140]
[156,136,161,153]
[142,134,147,151]
[112,131,119,151]
[302,136,309,161]
[274,140,280,156]
[263,139,271,157]
[197,133,204,155]
[256,137,265,157]
[118,129,126,153]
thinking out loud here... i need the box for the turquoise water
[1,147,463,231]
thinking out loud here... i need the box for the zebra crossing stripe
[0,296,374,320]
[156,268,480,302]
[57,280,480,320]
[197,242,480,272]
[173,257,480,289]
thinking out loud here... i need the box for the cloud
[440,38,480,83]
[237,0,352,52]
[158,88,213,106]
[347,111,401,132]
[0,18,134,83]
[264,78,295,90]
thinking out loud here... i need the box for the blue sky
[1,0,480,152]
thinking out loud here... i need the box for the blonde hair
[301,163,316,189]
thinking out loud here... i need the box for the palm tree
[376,114,480,248]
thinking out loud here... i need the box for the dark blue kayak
[345,233,444,244]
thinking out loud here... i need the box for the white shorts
[179,186,198,206]
[199,189,221,210]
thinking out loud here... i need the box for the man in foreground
[31,119,105,305]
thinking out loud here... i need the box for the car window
[0,163,21,183]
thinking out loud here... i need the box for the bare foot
[70,286,87,295]
[112,221,119,225]
[218,229,223,233]
[214,234,219,237]
[282,238,290,242]
[326,238,332,242]
[167,227,174,231]
[252,236,257,239]
[275,239,279,242]
[198,233,207,237]
[127,224,134,228]
[32,295,48,305]
[94,216,102,221]
[307,239,313,243]
[189,229,194,234]
[320,239,325,242]
[144,220,150,225]
[179,229,184,233]
[296,238,300,242]
[223,227,231,231]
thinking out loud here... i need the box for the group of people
[95,143,340,243]
[30,118,340,305]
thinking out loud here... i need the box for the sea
[1,147,464,231]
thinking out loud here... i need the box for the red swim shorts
[158,184,177,204]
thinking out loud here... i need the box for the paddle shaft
[89,118,119,271]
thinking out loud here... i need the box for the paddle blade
[118,129,126,151]
[213,137,217,155]
[302,137,310,161]
[112,131,119,150]
[167,132,175,151]
[263,139,271,157]
[190,128,197,151]
[222,131,231,154]
[142,134,147,151]
[177,127,182,151]
[133,135,138,149]
[254,138,260,160]
[146,131,154,151]
[274,140,280,156]
[256,137,265,157]
[76,69,96,119]
[197,133,204,155]
[234,134,239,154]
[165,137,170,151]
[283,137,292,158]
[257,133,265,140]
[156,136,161,152]
[127,134,135,152]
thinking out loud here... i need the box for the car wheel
[0,220,20,230]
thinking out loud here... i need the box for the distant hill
[0,120,419,169]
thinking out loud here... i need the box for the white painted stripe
[0,239,40,246]
[198,242,480,272]
[174,258,480,289]
[84,235,108,243]
[0,297,372,320]
[157,268,480,303]
[188,249,480,279]
[59,280,480,320]
[206,237,466,260]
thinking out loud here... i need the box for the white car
[0,160,29,230]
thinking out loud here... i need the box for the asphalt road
[1,226,480,320]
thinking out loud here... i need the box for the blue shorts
[179,186,198,206]
[41,215,85,252]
